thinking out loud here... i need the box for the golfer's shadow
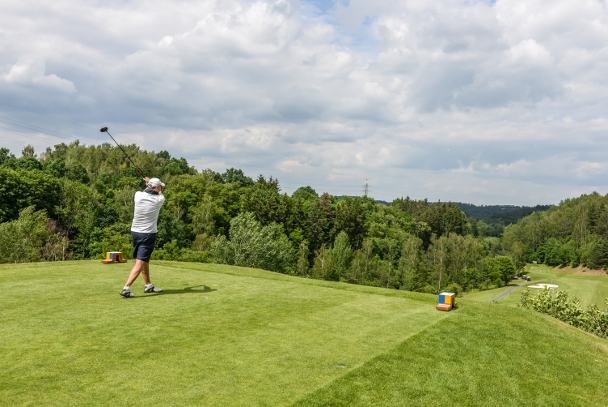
[145,285,216,297]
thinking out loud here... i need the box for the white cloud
[2,60,76,93]
[0,0,608,205]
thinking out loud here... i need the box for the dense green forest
[1,141,604,294]
[453,203,548,219]
[502,193,608,270]
[453,203,551,238]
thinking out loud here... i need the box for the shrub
[151,247,211,262]
[0,206,66,263]
[211,212,294,273]
[178,249,211,263]
[0,167,61,223]
[162,239,180,260]
[331,231,353,280]
[358,279,381,288]
[520,288,608,339]
[419,284,437,294]
[443,283,463,296]
[89,225,133,259]
[192,233,215,251]
[42,220,70,261]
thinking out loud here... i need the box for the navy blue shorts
[131,232,156,262]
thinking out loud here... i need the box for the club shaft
[105,131,143,175]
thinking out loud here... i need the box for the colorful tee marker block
[436,292,456,311]
[436,303,452,311]
[101,252,128,264]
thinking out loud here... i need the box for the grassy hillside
[464,264,608,308]
[295,303,608,406]
[2,261,608,406]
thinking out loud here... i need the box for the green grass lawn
[464,264,608,308]
[460,283,520,303]
[2,260,608,406]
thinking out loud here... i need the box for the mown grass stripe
[293,303,608,406]
[1,260,446,406]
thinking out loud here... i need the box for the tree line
[1,141,526,294]
[502,192,608,271]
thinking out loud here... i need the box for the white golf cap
[147,178,165,188]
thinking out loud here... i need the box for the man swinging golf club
[120,177,166,298]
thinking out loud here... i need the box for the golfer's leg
[125,260,145,287]
[142,261,151,285]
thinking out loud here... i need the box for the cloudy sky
[1,0,607,205]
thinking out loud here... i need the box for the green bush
[0,206,66,263]
[89,225,133,259]
[0,167,61,223]
[212,212,294,273]
[178,249,211,263]
[150,246,211,262]
[443,283,463,296]
[520,288,608,339]
[357,279,381,287]
[419,284,437,294]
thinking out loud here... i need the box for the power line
[0,127,62,147]
[0,116,99,145]
[0,107,420,195]
[0,132,439,201]
[0,100,98,132]
[0,101,104,149]
[0,135,49,156]
[219,162,365,189]
[0,109,442,200]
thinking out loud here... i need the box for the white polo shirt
[131,190,166,233]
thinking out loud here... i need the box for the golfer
[120,177,166,298]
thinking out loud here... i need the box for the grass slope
[1,261,445,406]
[2,261,608,406]
[295,302,608,406]
[464,264,608,308]
[460,284,519,303]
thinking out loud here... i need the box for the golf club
[100,127,143,176]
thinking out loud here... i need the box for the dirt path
[488,281,545,303]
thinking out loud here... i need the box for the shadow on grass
[134,285,217,298]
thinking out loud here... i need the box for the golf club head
[100,127,108,132]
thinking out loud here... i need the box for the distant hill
[450,203,551,220]
[341,197,550,223]
[340,196,391,206]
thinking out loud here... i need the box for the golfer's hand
[143,177,150,183]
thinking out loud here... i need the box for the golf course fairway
[2,261,608,406]
[464,263,608,308]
